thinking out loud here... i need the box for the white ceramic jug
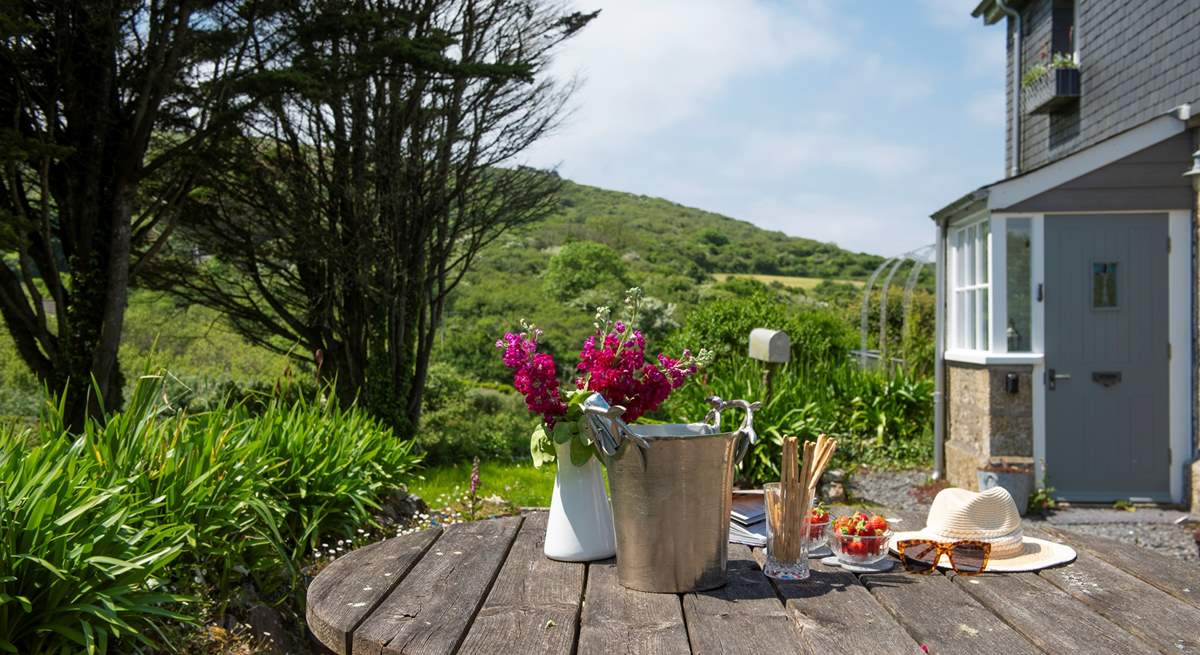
[543,440,616,561]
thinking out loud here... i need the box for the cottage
[931,0,1200,506]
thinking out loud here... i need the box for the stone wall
[945,362,1035,490]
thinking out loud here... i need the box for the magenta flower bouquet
[497,288,710,466]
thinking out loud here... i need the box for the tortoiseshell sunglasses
[896,539,991,575]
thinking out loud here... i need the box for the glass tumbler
[763,482,812,580]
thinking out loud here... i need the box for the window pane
[1092,262,1118,309]
[1006,219,1032,351]
[952,231,962,289]
[965,227,976,286]
[979,221,989,285]
[965,289,976,350]
[980,288,989,350]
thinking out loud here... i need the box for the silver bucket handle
[706,396,761,465]
[582,393,759,466]
[580,395,650,459]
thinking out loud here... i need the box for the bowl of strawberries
[829,511,891,567]
[805,504,832,556]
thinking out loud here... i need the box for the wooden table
[307,511,1200,654]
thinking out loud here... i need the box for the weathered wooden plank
[457,512,585,655]
[949,571,1153,654]
[774,558,924,655]
[306,528,441,654]
[1037,549,1200,654]
[681,544,802,654]
[863,567,1041,654]
[1032,523,1200,609]
[577,559,689,655]
[353,516,524,655]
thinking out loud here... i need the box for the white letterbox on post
[748,328,790,363]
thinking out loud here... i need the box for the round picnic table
[306,510,1200,655]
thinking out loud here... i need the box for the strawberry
[809,505,829,523]
[806,506,829,540]
[866,514,889,534]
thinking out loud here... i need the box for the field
[710,273,867,291]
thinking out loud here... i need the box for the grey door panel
[1044,213,1169,501]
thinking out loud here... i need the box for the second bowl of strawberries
[829,511,891,565]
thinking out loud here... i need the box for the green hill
[436,178,885,380]
[518,179,883,280]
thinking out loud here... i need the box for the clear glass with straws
[763,482,812,580]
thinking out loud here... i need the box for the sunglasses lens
[900,542,938,572]
[950,543,988,574]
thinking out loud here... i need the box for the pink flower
[575,327,697,422]
[499,317,699,428]
[496,329,566,426]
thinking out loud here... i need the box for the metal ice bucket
[583,395,758,593]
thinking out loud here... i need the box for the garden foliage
[659,293,933,483]
[0,376,419,654]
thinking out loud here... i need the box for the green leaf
[569,435,594,466]
[530,425,555,468]
[0,594,32,613]
[550,421,576,445]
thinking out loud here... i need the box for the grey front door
[1044,213,1169,501]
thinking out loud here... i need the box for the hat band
[925,521,1022,540]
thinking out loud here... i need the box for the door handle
[1048,368,1071,390]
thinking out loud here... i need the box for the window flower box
[1023,67,1080,115]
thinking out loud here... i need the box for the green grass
[710,273,866,290]
[410,461,560,508]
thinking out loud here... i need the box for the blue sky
[523,0,1008,256]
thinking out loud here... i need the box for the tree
[543,240,629,302]
[0,1,279,426]
[148,0,597,433]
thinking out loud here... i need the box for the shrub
[660,356,932,484]
[667,287,855,368]
[0,411,190,654]
[542,240,629,302]
[418,364,533,465]
[0,375,420,653]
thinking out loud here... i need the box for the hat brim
[890,530,1077,572]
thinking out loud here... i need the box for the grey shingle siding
[1003,0,1200,176]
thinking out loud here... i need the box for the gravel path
[848,467,1200,563]
[846,467,930,512]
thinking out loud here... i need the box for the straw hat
[889,486,1076,572]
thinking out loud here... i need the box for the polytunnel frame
[857,245,935,372]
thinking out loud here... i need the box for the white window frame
[947,216,991,352]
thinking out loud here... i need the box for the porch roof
[930,105,1194,223]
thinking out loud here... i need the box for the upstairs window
[1051,0,1076,59]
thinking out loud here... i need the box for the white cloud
[524,0,842,165]
[729,128,927,179]
[738,192,936,256]
[967,90,1007,127]
[921,0,1007,77]
[843,54,934,106]
[512,1,1004,256]
[921,0,978,29]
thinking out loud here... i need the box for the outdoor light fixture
[1185,148,1200,190]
